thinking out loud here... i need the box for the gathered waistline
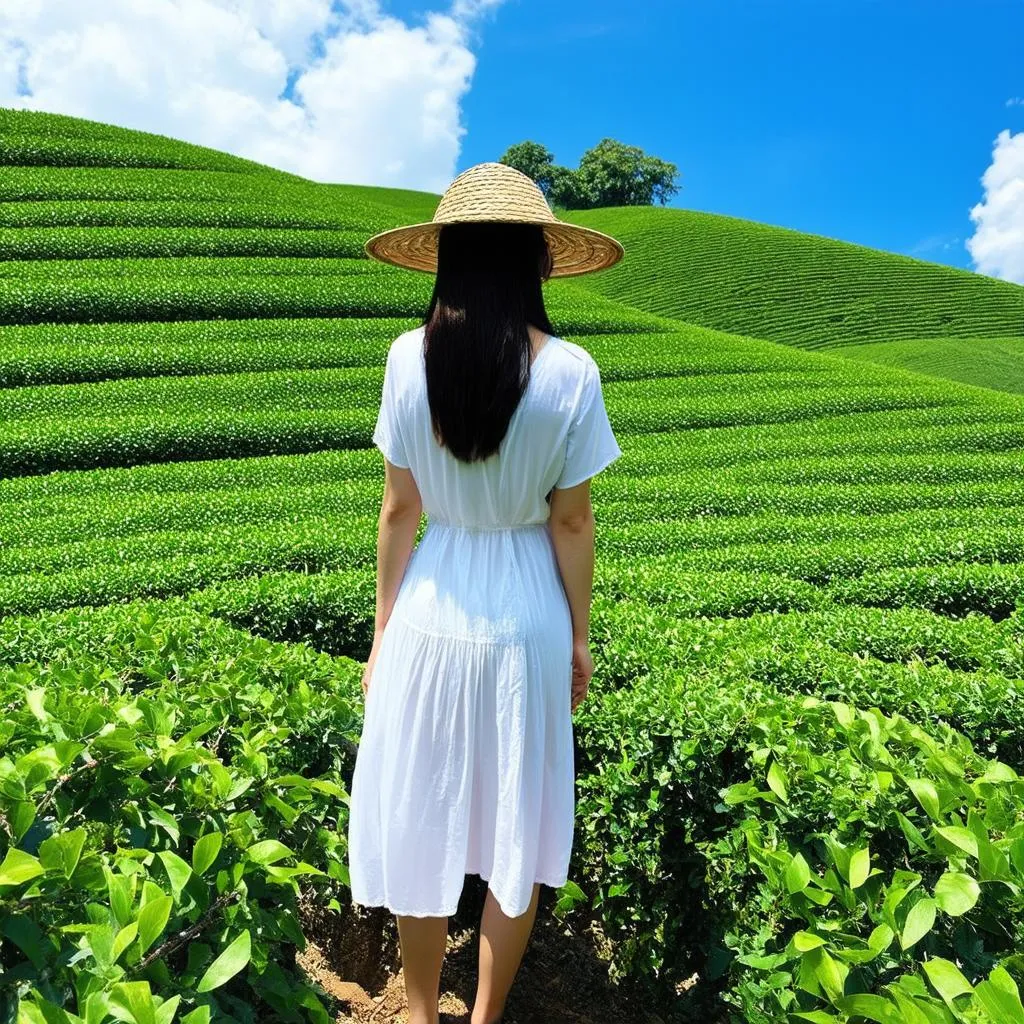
[426,517,549,532]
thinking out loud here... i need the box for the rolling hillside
[839,335,1024,396]
[2,108,1024,1024]
[559,205,1024,383]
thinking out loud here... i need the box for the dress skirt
[347,517,576,919]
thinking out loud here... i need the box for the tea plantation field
[838,336,1024,397]
[560,206,1024,386]
[2,107,1024,1024]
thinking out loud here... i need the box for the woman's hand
[571,637,594,715]
[362,631,384,698]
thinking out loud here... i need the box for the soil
[295,876,698,1024]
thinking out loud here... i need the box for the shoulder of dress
[389,325,426,360]
[549,336,595,368]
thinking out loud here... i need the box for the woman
[348,162,625,1024]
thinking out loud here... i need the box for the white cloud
[908,233,961,257]
[966,128,1024,284]
[0,0,503,190]
[448,0,505,22]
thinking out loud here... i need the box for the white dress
[347,325,622,919]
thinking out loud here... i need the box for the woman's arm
[374,459,422,636]
[548,480,595,643]
[549,480,598,715]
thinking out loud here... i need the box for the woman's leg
[395,913,449,1024]
[471,882,541,1024]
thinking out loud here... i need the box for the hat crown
[363,161,624,278]
[432,161,556,225]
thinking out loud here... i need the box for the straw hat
[363,162,624,278]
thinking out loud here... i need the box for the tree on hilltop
[499,137,680,210]
[498,141,556,195]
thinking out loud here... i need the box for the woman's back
[351,162,627,1022]
[373,325,621,530]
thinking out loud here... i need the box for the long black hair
[421,221,556,463]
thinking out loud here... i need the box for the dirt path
[296,877,690,1023]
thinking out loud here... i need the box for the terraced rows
[2,107,1024,1024]
[840,335,1024,396]
[561,204,1024,350]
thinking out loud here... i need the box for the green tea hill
[559,205,1024,393]
[838,334,1024,397]
[2,107,1024,1024]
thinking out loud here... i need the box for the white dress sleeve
[372,342,411,468]
[555,357,622,489]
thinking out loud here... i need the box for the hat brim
[363,220,624,278]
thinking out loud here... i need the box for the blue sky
[3,0,1021,280]
[391,0,1024,273]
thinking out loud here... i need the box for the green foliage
[0,226,371,269]
[0,602,363,1022]
[576,138,681,207]
[0,107,308,182]
[707,699,1024,1023]
[497,141,556,194]
[0,261,664,332]
[547,164,598,211]
[841,336,1024,398]
[0,107,1023,1024]
[831,562,1024,620]
[569,654,1024,1021]
[0,166,419,232]
[0,199,390,232]
[562,205,1024,349]
[498,136,680,209]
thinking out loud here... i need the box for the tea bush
[563,205,1024,351]
[708,699,1024,1022]
[0,601,363,1022]
[570,658,1024,1021]
[2,107,1023,1023]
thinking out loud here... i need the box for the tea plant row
[3,580,1022,1022]
[565,205,1024,349]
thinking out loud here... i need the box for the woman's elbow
[381,491,422,521]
